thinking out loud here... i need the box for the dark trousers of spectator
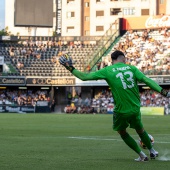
[68,99,72,105]
[51,104,55,112]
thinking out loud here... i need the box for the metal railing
[84,19,120,71]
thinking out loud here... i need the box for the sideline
[67,136,170,144]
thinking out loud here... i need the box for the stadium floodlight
[142,86,150,89]
[0,87,6,89]
[18,87,27,89]
[41,87,49,89]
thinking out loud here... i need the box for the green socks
[121,133,141,154]
[138,131,152,149]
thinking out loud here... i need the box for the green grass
[0,114,170,170]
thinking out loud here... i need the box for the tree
[0,26,11,36]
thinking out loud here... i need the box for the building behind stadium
[3,0,170,36]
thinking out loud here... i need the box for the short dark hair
[111,50,125,60]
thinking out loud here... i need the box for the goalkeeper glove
[59,54,75,72]
[160,89,170,97]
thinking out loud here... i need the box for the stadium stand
[0,86,169,114]
[0,27,170,114]
[96,28,170,75]
[62,88,170,114]
[1,28,170,77]
[0,40,99,76]
[0,89,50,106]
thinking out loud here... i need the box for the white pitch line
[155,141,170,144]
[68,136,122,141]
[68,136,170,144]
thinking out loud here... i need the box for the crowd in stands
[0,89,50,106]
[64,89,170,114]
[1,28,170,114]
[97,28,170,75]
[0,40,97,76]
[1,27,170,76]
[0,88,169,114]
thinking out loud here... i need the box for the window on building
[67,0,74,3]
[110,8,121,15]
[122,8,135,15]
[160,0,164,4]
[96,11,104,17]
[96,26,104,31]
[96,0,105,2]
[141,9,149,15]
[85,16,90,21]
[85,2,90,7]
[67,12,75,18]
[85,30,90,36]
[53,12,56,17]
[67,26,74,33]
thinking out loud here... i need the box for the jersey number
[116,71,134,89]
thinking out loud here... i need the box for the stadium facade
[0,0,170,113]
[4,0,170,36]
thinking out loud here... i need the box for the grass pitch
[0,113,170,170]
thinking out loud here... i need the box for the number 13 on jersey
[116,71,135,89]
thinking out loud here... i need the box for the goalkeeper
[59,51,170,162]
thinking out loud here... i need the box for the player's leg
[131,113,158,159]
[113,112,148,161]
[118,129,148,162]
[129,113,158,160]
[136,128,158,159]
[129,112,158,159]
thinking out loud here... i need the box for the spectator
[50,99,56,112]
[67,91,72,105]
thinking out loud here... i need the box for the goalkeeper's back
[105,62,145,116]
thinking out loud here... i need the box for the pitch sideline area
[0,113,170,170]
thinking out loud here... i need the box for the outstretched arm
[134,66,170,97]
[59,55,107,81]
[141,76,162,93]
[141,76,170,97]
[72,69,106,81]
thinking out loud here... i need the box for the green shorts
[112,112,143,131]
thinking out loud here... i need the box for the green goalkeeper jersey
[72,62,162,116]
